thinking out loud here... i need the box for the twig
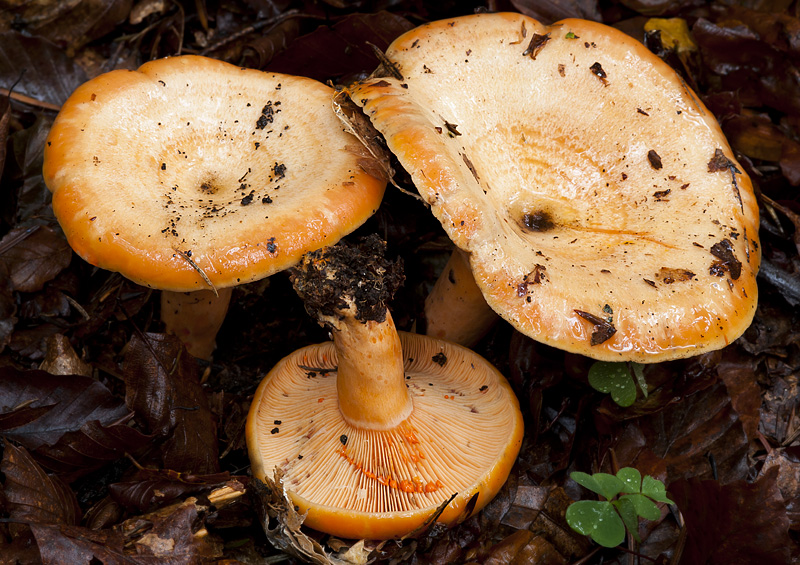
[0,88,61,112]
[172,246,218,296]
[0,225,39,255]
[64,294,91,321]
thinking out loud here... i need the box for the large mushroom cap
[350,14,760,362]
[246,331,523,540]
[44,55,385,291]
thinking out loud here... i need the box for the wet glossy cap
[246,332,523,540]
[44,55,386,291]
[350,13,760,362]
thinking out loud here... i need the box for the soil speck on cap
[710,239,741,280]
[656,267,695,284]
[523,33,550,60]
[444,121,461,137]
[707,148,741,173]
[590,62,608,85]
[575,310,616,345]
[648,150,663,170]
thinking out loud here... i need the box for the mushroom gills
[350,13,759,362]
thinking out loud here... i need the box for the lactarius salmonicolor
[246,236,523,539]
[43,55,386,359]
[349,13,760,362]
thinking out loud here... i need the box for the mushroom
[43,55,386,359]
[423,247,498,347]
[246,236,523,540]
[349,13,760,362]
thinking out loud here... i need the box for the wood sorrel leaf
[642,475,674,504]
[613,496,641,542]
[623,493,661,521]
[566,500,625,547]
[571,471,624,500]
[617,467,642,494]
[588,361,636,407]
[632,362,648,397]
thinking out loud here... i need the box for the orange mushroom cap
[43,55,386,292]
[349,13,760,363]
[247,332,523,540]
[246,237,523,540]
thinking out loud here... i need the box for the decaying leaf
[264,11,415,82]
[38,333,93,377]
[0,367,131,450]
[2,442,81,526]
[28,523,127,565]
[481,529,566,565]
[717,352,762,442]
[0,31,88,106]
[122,333,220,475]
[34,417,152,481]
[761,449,800,529]
[500,484,590,560]
[670,467,792,564]
[125,499,224,561]
[332,90,396,188]
[0,225,72,293]
[109,469,240,513]
[611,383,749,484]
[250,470,372,565]
[0,0,133,54]
[511,0,601,24]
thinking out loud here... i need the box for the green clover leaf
[588,362,637,407]
[612,496,641,543]
[566,500,626,548]
[567,469,673,548]
[571,471,624,500]
[642,475,675,504]
[616,467,641,494]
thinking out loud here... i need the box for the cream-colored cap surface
[44,55,385,291]
[350,13,760,362]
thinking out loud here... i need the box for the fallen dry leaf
[717,351,762,442]
[109,469,236,513]
[0,367,132,450]
[0,225,71,293]
[0,0,133,54]
[33,417,152,481]
[265,11,415,82]
[611,383,749,484]
[38,334,93,377]
[28,524,126,565]
[760,449,800,529]
[127,500,223,562]
[123,333,219,475]
[2,442,81,526]
[670,466,792,564]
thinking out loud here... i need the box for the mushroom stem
[161,287,234,360]
[424,249,498,347]
[331,309,413,430]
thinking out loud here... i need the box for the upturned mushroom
[43,55,386,359]
[349,13,760,362]
[246,236,523,540]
